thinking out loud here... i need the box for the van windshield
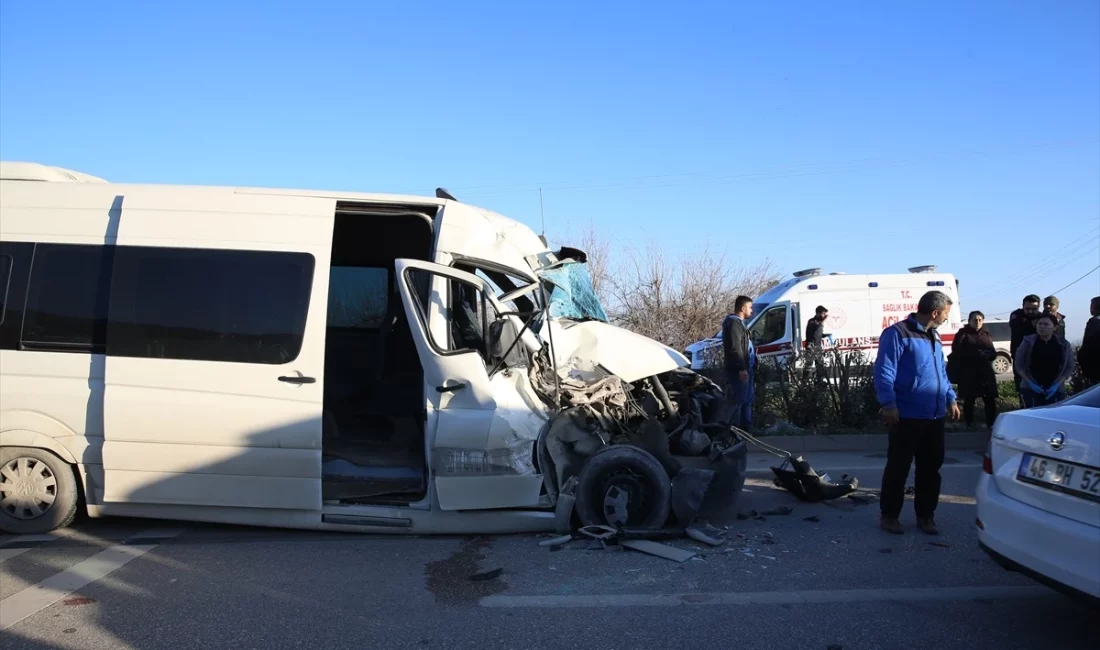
[540,261,609,323]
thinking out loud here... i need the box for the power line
[986,264,1100,317]
[1048,264,1100,296]
[446,138,1098,199]
[965,233,1100,302]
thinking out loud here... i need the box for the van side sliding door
[100,193,334,521]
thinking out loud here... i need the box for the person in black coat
[952,311,998,428]
[1078,296,1100,384]
[1008,294,1041,395]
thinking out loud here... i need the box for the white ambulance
[683,266,965,370]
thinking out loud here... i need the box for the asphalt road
[2,451,1097,650]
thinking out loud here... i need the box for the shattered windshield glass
[540,262,609,322]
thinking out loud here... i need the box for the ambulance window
[753,305,788,345]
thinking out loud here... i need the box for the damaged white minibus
[0,162,746,535]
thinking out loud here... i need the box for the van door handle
[279,372,316,385]
[436,382,467,393]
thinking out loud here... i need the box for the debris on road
[761,506,794,516]
[736,509,768,522]
[686,526,725,547]
[539,535,574,548]
[929,541,951,548]
[803,515,821,523]
[469,568,504,581]
[879,548,893,554]
[847,493,878,505]
[621,539,697,563]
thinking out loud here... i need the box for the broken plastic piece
[620,540,696,563]
[577,524,618,540]
[539,535,574,548]
[686,527,724,547]
[771,455,859,502]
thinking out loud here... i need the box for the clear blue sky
[2,2,1098,336]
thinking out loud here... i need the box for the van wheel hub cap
[0,458,58,520]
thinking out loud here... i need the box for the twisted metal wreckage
[480,258,752,534]
[450,253,858,539]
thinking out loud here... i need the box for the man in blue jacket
[873,291,961,535]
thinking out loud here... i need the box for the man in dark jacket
[722,295,755,430]
[873,291,961,536]
[1043,295,1067,340]
[803,305,828,380]
[1079,296,1100,384]
[1009,294,1042,394]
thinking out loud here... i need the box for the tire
[0,447,79,535]
[574,445,672,530]
[992,353,1012,376]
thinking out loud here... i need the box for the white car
[976,385,1100,603]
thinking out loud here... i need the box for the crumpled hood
[543,320,689,382]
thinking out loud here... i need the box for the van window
[108,246,315,364]
[22,244,113,351]
[328,266,388,329]
[405,268,497,362]
[983,321,1010,343]
[0,254,12,325]
[752,305,788,345]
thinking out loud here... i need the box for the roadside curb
[750,432,987,453]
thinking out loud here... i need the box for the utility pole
[539,187,546,237]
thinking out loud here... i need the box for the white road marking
[0,532,70,564]
[745,463,981,474]
[480,585,1052,608]
[0,528,184,630]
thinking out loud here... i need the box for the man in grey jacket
[722,295,755,430]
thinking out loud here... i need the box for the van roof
[0,161,109,184]
[0,160,448,208]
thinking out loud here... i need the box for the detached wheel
[0,447,79,534]
[574,445,671,530]
[992,353,1012,376]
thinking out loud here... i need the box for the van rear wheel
[0,447,79,534]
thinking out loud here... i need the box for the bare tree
[549,222,783,352]
[609,243,783,352]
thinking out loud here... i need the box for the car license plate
[1017,454,1100,503]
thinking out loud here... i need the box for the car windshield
[540,261,609,322]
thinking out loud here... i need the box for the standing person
[952,311,998,429]
[1078,296,1100,385]
[1014,314,1075,408]
[1043,295,1067,340]
[803,306,829,381]
[873,291,961,536]
[722,295,756,431]
[1009,294,1042,395]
